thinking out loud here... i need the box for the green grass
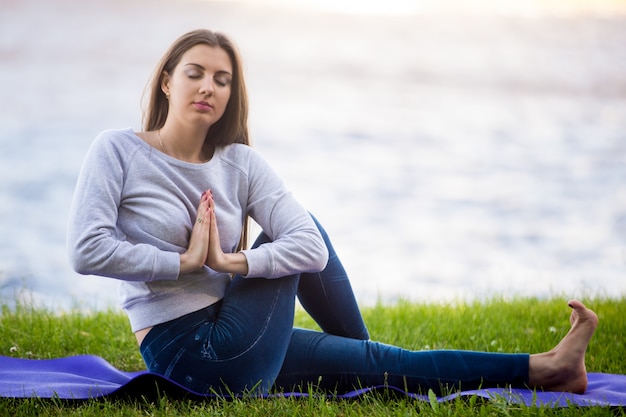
[0,295,624,416]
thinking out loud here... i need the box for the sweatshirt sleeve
[239,149,329,278]
[66,131,180,281]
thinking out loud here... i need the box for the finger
[195,190,211,227]
[205,195,222,268]
[206,195,217,239]
[209,204,218,234]
[197,206,210,229]
[207,190,214,209]
[207,191,217,224]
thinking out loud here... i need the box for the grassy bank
[0,296,624,416]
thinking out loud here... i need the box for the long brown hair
[143,29,251,251]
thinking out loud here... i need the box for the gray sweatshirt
[67,128,328,331]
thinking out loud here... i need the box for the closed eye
[185,69,203,80]
[215,77,231,87]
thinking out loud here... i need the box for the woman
[67,29,598,397]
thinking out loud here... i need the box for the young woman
[67,29,598,397]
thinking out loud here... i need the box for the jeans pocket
[197,322,218,359]
[164,347,215,395]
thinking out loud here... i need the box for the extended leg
[275,300,598,396]
[275,328,528,396]
[528,300,598,393]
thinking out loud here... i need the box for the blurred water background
[1,0,626,310]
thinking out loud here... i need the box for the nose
[199,78,214,96]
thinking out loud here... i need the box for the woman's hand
[179,190,211,274]
[205,191,249,276]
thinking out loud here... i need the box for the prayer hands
[179,190,211,274]
[204,189,228,270]
[180,190,248,276]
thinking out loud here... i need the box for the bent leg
[141,231,300,395]
[275,328,528,396]
[297,214,370,340]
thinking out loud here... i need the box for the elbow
[67,238,105,276]
[315,242,329,272]
[306,213,329,272]
[308,230,329,273]
[68,248,94,276]
[67,229,96,275]
[71,264,92,276]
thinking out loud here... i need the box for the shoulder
[92,128,141,149]
[218,143,256,158]
[217,144,284,190]
[85,128,145,165]
[217,144,269,171]
[90,128,145,154]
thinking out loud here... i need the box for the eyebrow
[184,63,232,76]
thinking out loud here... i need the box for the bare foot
[528,300,598,394]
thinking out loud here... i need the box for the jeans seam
[164,347,186,379]
[314,264,353,337]
[206,279,284,363]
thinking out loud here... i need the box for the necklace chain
[157,129,166,153]
[155,129,211,162]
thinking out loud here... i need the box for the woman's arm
[237,148,329,278]
[67,131,181,281]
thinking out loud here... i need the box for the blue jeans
[140,215,529,396]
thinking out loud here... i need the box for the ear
[161,71,171,97]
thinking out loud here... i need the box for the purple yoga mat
[0,355,624,407]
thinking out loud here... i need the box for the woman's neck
[158,123,214,163]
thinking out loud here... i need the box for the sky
[221,0,626,16]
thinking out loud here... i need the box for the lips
[193,101,213,111]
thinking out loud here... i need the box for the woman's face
[162,44,233,130]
